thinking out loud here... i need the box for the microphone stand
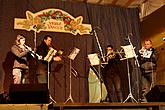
[93,29,105,62]
[31,25,38,53]
[92,29,105,102]
[34,28,37,52]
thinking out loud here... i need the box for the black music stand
[65,47,80,103]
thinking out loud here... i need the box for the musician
[138,40,158,99]
[103,45,123,102]
[11,34,32,84]
[36,35,61,83]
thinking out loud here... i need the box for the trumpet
[105,52,116,60]
[139,47,152,58]
[23,44,42,59]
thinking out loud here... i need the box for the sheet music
[143,50,152,58]
[121,45,135,59]
[68,47,80,60]
[88,53,100,66]
[44,47,57,62]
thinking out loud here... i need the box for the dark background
[0,0,141,103]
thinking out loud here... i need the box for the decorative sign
[14,9,92,35]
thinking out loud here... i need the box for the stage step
[0,104,48,110]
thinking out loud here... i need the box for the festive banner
[14,9,92,35]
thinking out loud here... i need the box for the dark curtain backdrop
[0,0,141,102]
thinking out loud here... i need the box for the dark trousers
[104,70,123,102]
[36,63,48,84]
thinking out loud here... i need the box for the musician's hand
[33,48,37,52]
[139,47,145,54]
[29,47,32,51]
[58,50,63,55]
[53,56,62,61]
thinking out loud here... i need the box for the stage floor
[52,102,165,110]
[0,104,48,110]
[0,102,165,110]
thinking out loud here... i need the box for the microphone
[93,26,101,30]
[124,33,132,40]
[124,37,129,41]
[33,25,37,29]
[128,33,133,36]
[90,26,101,34]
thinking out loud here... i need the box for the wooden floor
[0,102,165,110]
[51,102,165,110]
[0,104,49,110]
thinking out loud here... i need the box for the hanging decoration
[14,8,92,35]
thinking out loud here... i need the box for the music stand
[65,47,80,103]
[121,45,137,103]
[44,48,57,104]
[88,53,106,102]
[88,53,100,66]
[88,53,104,82]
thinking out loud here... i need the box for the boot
[116,91,123,102]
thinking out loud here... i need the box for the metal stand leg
[65,59,74,103]
[123,59,137,103]
[98,60,104,102]
[48,62,56,104]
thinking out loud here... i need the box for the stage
[0,102,165,110]
[52,102,165,110]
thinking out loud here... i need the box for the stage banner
[14,9,92,35]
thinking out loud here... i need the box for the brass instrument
[139,47,152,58]
[106,51,116,61]
[23,44,42,59]
[108,52,116,59]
